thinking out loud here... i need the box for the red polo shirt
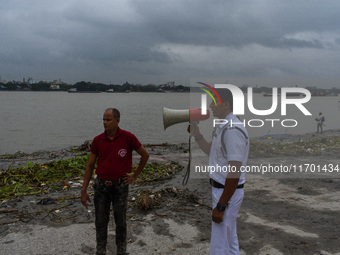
[90,128,142,180]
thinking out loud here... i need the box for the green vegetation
[0,156,89,200]
[0,155,182,200]
[1,136,338,200]
[134,162,182,184]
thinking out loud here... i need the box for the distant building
[50,84,60,90]
[50,79,64,90]
[167,81,175,87]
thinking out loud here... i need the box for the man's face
[210,99,228,118]
[103,110,119,132]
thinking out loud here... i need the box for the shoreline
[0,130,339,254]
[1,128,339,155]
[1,129,340,170]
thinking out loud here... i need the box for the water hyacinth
[0,156,182,200]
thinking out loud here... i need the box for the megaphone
[163,107,210,130]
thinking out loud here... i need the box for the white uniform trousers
[210,187,244,255]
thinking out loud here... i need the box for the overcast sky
[1,0,340,87]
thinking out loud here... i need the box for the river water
[0,91,339,154]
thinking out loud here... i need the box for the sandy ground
[0,130,339,255]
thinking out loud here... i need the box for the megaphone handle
[188,121,200,138]
[182,135,192,186]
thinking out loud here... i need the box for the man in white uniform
[189,88,249,255]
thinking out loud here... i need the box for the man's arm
[211,161,242,224]
[124,146,149,185]
[81,153,97,209]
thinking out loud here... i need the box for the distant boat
[263,93,271,97]
[67,88,77,93]
[68,88,101,93]
[106,89,130,93]
[311,92,338,97]
[263,93,280,97]
[263,92,304,97]
[311,92,324,96]
[286,92,305,97]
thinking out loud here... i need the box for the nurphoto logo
[198,82,312,128]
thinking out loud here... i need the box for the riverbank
[0,131,340,254]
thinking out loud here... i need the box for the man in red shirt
[81,108,149,255]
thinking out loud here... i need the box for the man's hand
[187,123,201,138]
[123,173,137,185]
[212,207,225,224]
[81,189,91,209]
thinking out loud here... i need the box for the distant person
[81,108,149,255]
[188,88,249,255]
[315,112,325,134]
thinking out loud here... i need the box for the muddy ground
[0,130,339,255]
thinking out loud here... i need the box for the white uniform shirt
[209,112,249,185]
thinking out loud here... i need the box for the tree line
[0,81,190,92]
[1,80,339,95]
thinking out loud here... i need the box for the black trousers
[93,178,129,255]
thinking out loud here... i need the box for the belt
[210,178,244,189]
[98,177,124,186]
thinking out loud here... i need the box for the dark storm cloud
[130,0,340,49]
[1,0,340,85]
